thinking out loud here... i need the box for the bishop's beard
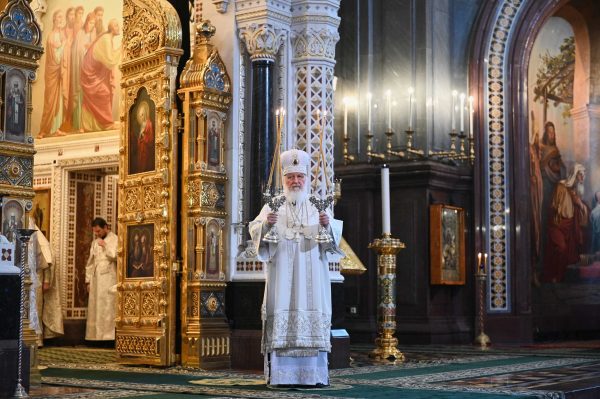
[284,185,309,205]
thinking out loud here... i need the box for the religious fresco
[126,223,154,278]
[128,88,155,175]
[31,0,123,139]
[528,16,600,292]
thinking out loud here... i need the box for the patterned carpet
[32,344,600,398]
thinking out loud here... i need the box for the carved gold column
[369,234,405,361]
[116,0,183,367]
[179,20,232,369]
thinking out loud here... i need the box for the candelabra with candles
[428,93,475,164]
[474,252,491,349]
[369,165,406,361]
[366,89,424,163]
[262,108,286,244]
[14,228,37,398]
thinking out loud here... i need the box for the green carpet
[39,352,598,398]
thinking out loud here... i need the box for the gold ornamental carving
[116,335,159,356]
[123,0,182,61]
[200,182,220,208]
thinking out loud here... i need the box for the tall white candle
[386,90,392,130]
[367,92,372,132]
[343,97,348,139]
[408,87,414,130]
[468,95,474,138]
[451,91,457,131]
[459,93,465,132]
[381,165,391,235]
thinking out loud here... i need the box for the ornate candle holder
[14,228,36,398]
[429,130,475,163]
[366,130,386,162]
[474,268,491,349]
[262,191,286,244]
[309,193,334,243]
[369,233,406,361]
[343,136,355,165]
[404,129,424,156]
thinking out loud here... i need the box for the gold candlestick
[343,135,355,165]
[474,254,491,349]
[404,129,424,156]
[366,130,385,161]
[369,234,406,361]
[385,129,406,158]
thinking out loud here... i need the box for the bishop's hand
[319,212,329,227]
[267,212,278,226]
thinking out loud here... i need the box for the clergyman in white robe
[28,218,63,346]
[249,149,343,387]
[85,218,118,341]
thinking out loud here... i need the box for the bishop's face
[284,172,308,204]
[285,172,306,192]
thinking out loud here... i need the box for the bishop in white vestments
[250,149,343,387]
[85,217,118,341]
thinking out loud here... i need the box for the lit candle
[381,165,391,235]
[459,92,465,132]
[343,97,348,139]
[483,253,488,274]
[367,92,372,132]
[408,87,414,130]
[468,96,474,138]
[386,90,392,130]
[451,90,457,131]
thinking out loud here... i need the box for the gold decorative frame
[430,204,466,285]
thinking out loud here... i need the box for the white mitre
[281,149,310,176]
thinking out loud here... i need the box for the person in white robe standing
[250,149,343,387]
[85,217,117,341]
[28,217,63,346]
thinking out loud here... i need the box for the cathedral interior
[1,0,600,398]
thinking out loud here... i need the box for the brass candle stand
[369,233,406,361]
[366,130,385,162]
[366,128,424,162]
[474,269,491,349]
[429,130,475,163]
[343,135,355,165]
